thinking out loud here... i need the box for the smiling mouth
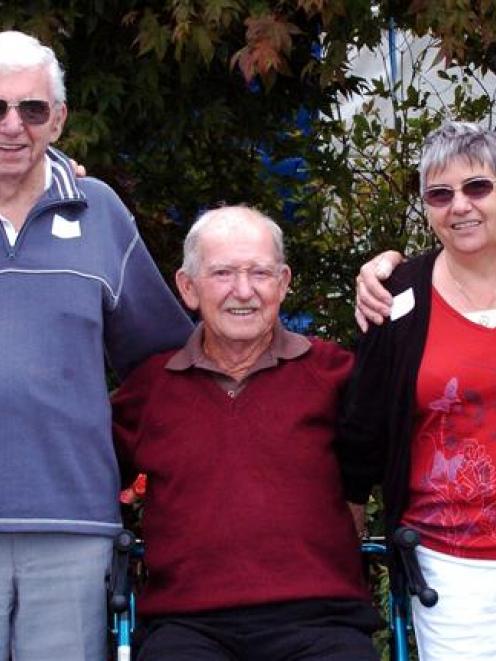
[450,220,482,230]
[0,144,25,152]
[227,307,258,315]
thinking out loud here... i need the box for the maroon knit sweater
[112,338,369,616]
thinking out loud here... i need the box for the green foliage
[4,5,496,656]
[284,39,496,345]
[5,1,496,295]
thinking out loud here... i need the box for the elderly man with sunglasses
[339,121,496,660]
[0,30,192,661]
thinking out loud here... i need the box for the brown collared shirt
[165,320,311,397]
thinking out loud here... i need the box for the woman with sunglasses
[337,120,496,660]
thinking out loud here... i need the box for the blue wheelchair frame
[108,530,140,661]
[110,592,136,661]
[362,527,438,661]
[108,527,437,660]
[362,538,410,661]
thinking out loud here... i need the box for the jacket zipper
[4,198,83,259]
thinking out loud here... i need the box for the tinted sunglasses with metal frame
[423,178,496,208]
[0,99,51,125]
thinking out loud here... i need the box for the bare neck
[203,329,274,381]
[442,248,496,283]
[435,248,496,311]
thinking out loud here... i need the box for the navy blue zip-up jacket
[0,147,193,536]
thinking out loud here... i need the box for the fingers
[355,277,389,327]
[355,250,404,328]
[69,158,87,178]
[75,164,87,177]
[355,305,369,333]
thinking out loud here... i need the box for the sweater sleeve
[104,228,193,380]
[111,356,162,487]
[307,338,354,387]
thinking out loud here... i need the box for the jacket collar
[46,146,86,203]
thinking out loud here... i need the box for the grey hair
[0,31,66,103]
[420,120,496,193]
[181,205,286,276]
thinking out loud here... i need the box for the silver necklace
[444,256,496,314]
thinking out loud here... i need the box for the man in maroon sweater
[112,205,380,660]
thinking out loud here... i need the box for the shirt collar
[166,320,311,376]
[44,154,52,190]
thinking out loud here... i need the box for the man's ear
[50,102,67,143]
[175,269,200,311]
[278,264,292,303]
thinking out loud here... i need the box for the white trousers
[0,533,113,661]
[412,545,496,661]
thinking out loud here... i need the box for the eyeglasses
[205,266,282,285]
[0,99,51,125]
[423,178,496,208]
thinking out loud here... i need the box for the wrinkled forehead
[0,65,53,99]
[198,218,279,265]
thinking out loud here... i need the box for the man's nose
[232,271,254,297]
[0,106,24,132]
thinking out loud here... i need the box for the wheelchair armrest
[107,529,136,614]
[393,527,438,608]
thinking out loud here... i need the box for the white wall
[338,29,496,126]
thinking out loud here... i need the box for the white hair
[0,31,66,103]
[181,205,286,276]
[420,120,496,193]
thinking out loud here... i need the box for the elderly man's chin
[0,151,37,179]
[213,312,276,343]
[0,152,25,169]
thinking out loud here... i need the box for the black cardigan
[336,250,440,545]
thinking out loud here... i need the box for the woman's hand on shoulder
[355,251,405,332]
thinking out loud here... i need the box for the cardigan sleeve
[335,251,436,508]
[335,320,392,504]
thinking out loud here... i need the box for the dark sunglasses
[423,177,496,208]
[0,99,51,125]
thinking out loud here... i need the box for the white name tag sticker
[390,287,415,321]
[51,214,81,239]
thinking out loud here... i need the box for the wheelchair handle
[394,527,420,549]
[393,526,438,608]
[114,529,135,553]
[108,529,136,613]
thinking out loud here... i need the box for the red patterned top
[403,288,496,558]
